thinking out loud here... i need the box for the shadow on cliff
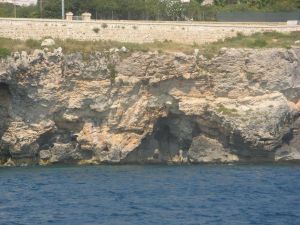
[123,111,287,163]
[123,113,200,163]
[0,82,12,161]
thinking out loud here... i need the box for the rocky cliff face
[0,47,299,166]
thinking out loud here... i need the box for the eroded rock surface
[0,47,299,166]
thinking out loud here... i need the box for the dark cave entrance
[0,83,11,105]
[0,82,12,159]
[0,83,11,135]
[124,114,201,163]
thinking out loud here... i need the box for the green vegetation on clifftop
[0,0,299,21]
[0,31,300,59]
[201,31,300,57]
[0,48,10,58]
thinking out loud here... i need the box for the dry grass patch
[200,31,300,58]
[1,31,300,59]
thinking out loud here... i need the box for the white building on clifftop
[202,0,214,6]
[0,0,37,6]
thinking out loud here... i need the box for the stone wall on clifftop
[1,18,300,44]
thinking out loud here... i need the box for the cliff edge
[0,47,299,166]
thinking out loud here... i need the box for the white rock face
[0,47,299,166]
[41,39,55,47]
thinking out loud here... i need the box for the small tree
[164,0,184,20]
[297,0,300,8]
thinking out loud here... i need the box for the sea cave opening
[124,114,200,163]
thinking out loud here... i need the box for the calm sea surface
[0,164,299,225]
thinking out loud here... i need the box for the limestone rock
[39,150,51,160]
[120,46,128,53]
[0,47,300,166]
[41,39,55,47]
[275,118,300,162]
[48,143,85,163]
[1,121,55,159]
[188,135,239,163]
[3,158,15,167]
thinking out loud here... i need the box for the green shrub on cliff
[216,104,239,117]
[93,27,100,33]
[107,63,117,83]
[0,48,10,59]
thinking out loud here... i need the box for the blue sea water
[0,165,300,225]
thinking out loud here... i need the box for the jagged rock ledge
[0,47,300,167]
